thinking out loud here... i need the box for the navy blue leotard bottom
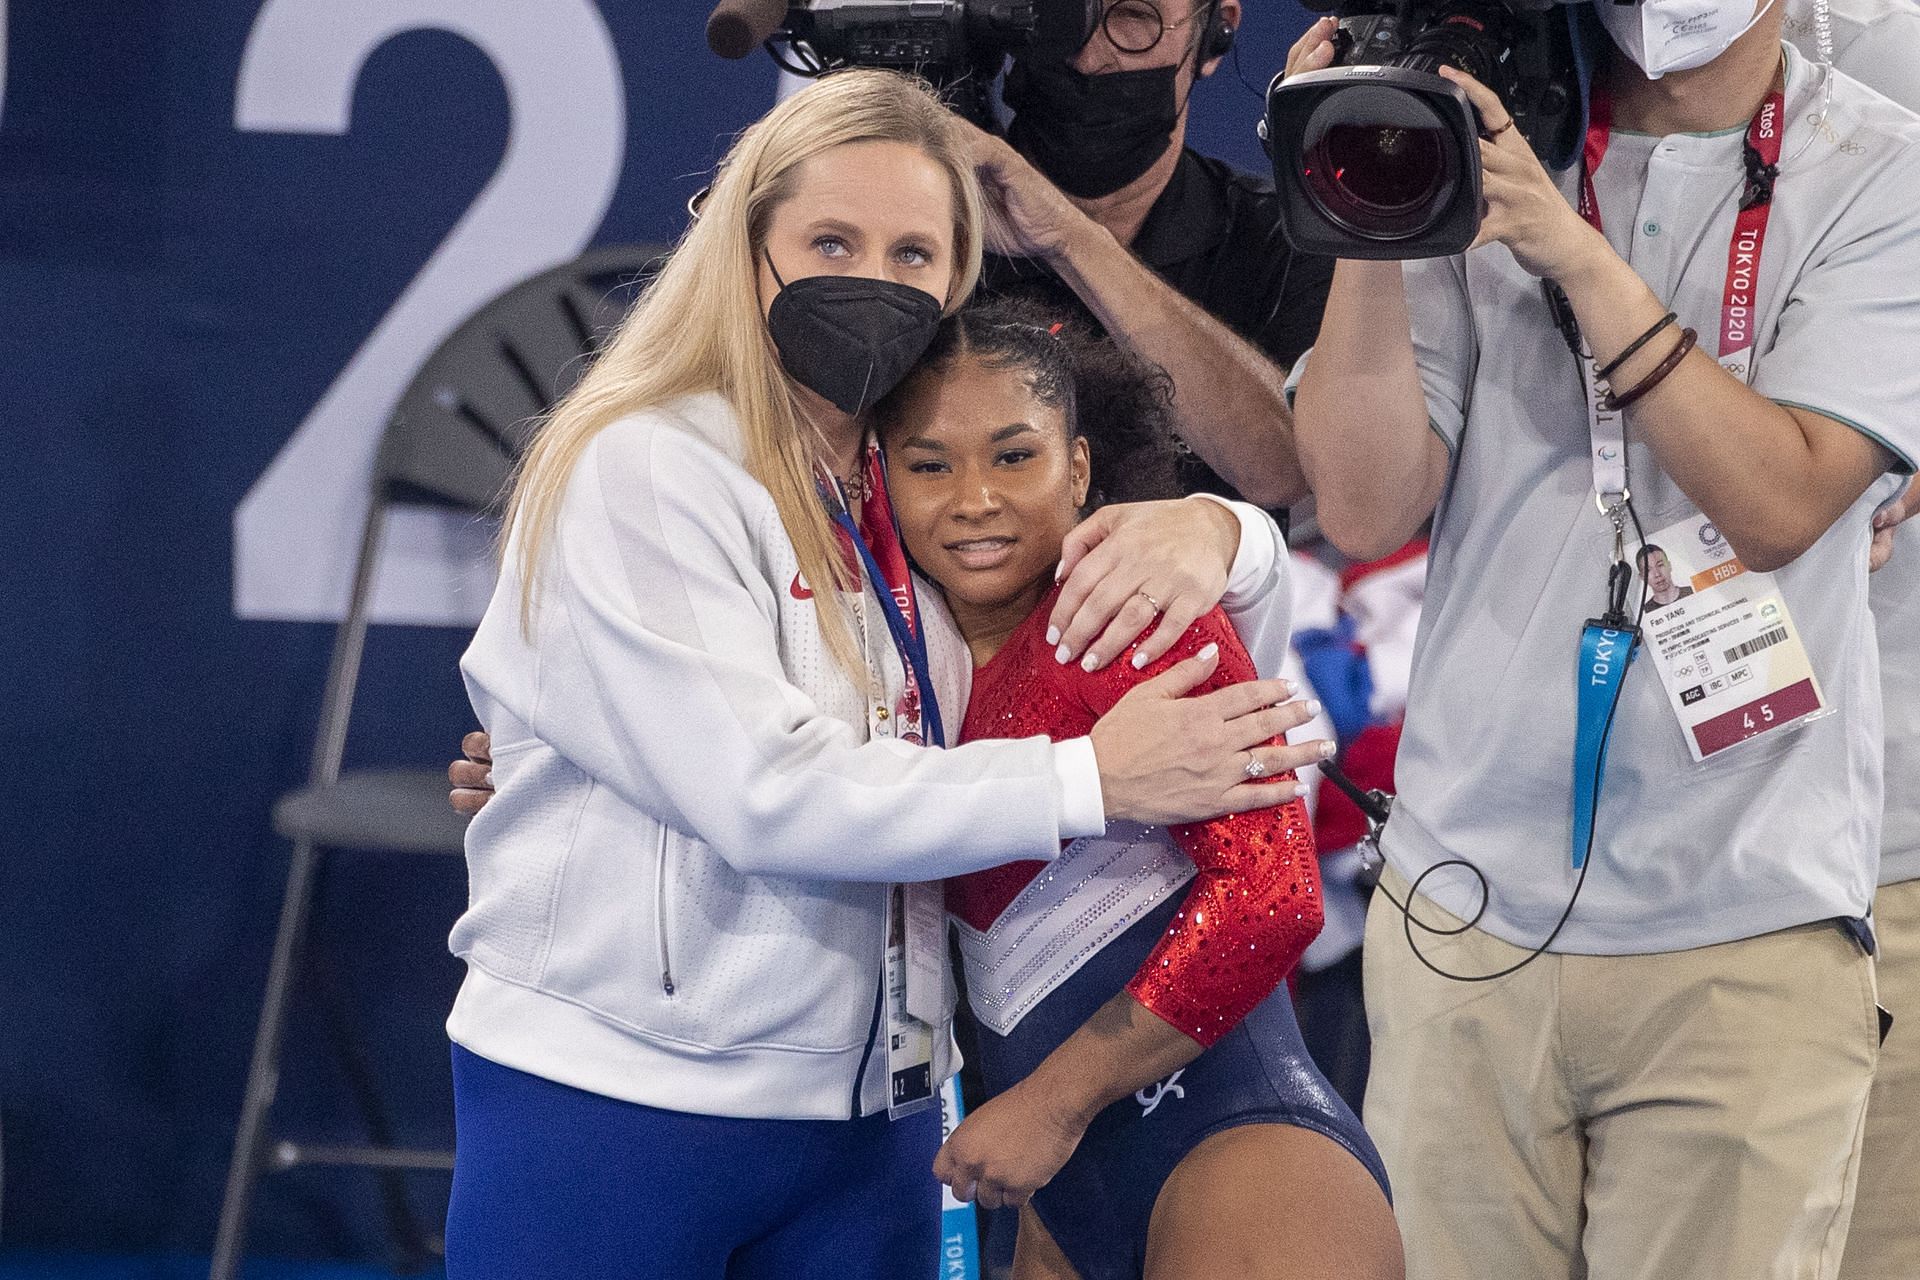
[973,892,1392,1280]
[444,1044,940,1279]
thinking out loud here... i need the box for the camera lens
[1298,86,1458,242]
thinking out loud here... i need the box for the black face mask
[1003,58,1182,200]
[764,258,944,416]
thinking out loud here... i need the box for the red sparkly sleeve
[1076,610,1324,1047]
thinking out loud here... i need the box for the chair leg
[210,839,324,1280]
[310,926,442,1268]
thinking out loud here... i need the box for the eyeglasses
[1100,0,1209,55]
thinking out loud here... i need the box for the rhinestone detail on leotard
[947,585,1324,1048]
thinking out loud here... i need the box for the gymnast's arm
[932,612,1323,1210]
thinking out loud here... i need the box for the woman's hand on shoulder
[1049,499,1241,672]
[1091,646,1329,826]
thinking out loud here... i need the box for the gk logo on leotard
[1136,1070,1186,1117]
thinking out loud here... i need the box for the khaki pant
[1839,875,1920,1280]
[1363,866,1880,1280]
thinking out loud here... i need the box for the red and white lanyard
[1573,86,1786,508]
[1580,86,1786,377]
[818,441,944,747]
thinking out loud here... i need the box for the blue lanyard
[826,503,946,750]
[1572,621,1638,869]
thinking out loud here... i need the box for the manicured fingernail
[1198,642,1219,662]
[1294,783,1311,799]
[1054,561,1065,582]
[484,771,493,788]
[1319,740,1336,759]
[1081,652,1101,672]
[1306,700,1322,718]
[1132,650,1150,670]
[1046,626,1061,645]
[1056,643,1072,664]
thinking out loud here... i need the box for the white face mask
[1596,0,1778,78]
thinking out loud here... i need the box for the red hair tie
[1046,322,1064,336]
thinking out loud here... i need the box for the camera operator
[962,0,1335,536]
[1286,1,1920,1275]
[1778,9,1920,1279]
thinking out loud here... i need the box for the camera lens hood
[1266,64,1485,259]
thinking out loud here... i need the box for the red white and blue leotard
[947,586,1390,1280]
[948,585,1323,1045]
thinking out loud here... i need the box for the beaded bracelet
[1596,311,1678,383]
[1601,326,1697,412]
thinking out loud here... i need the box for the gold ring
[1487,118,1516,140]
[1136,590,1163,613]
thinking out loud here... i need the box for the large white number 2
[233,0,624,624]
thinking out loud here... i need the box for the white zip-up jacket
[448,390,1291,1120]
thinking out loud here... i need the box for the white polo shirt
[1298,44,1920,952]
[1785,0,1920,94]
[1875,522,1920,885]
[1785,0,1920,886]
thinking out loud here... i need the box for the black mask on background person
[1002,58,1182,199]
[764,258,944,416]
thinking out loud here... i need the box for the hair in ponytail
[875,296,1183,507]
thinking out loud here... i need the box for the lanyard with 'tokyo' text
[816,442,947,1119]
[817,440,944,750]
[1554,83,1786,869]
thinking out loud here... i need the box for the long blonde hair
[504,70,985,671]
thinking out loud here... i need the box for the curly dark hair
[873,296,1183,508]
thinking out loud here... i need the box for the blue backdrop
[0,0,1309,1260]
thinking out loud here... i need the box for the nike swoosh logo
[791,574,813,600]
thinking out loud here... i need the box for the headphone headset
[1198,1,1237,63]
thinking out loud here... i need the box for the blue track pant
[445,1045,943,1279]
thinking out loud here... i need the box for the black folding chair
[210,244,665,1280]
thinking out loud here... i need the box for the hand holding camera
[1283,14,1341,78]
[1440,64,1610,279]
[1264,0,1585,259]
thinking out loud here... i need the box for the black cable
[1319,757,1390,824]
[1365,487,1652,983]
[766,34,829,77]
[1227,27,1271,100]
[1257,228,1298,338]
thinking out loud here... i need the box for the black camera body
[756,0,1100,124]
[1262,0,1584,259]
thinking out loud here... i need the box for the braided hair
[874,296,1183,508]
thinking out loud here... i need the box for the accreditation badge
[884,883,939,1119]
[1639,513,1827,762]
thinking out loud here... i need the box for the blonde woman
[444,70,1322,1279]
